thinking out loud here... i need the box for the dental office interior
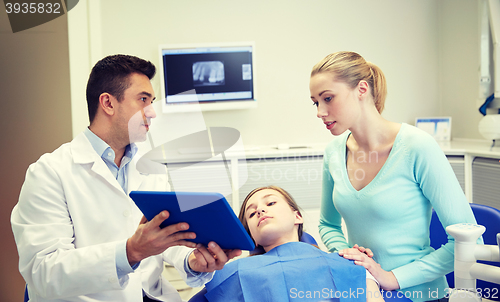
[2,0,500,301]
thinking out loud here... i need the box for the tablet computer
[129,191,255,251]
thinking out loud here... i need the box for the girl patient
[201,186,384,302]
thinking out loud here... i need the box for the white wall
[438,0,483,140]
[70,0,451,146]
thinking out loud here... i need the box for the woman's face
[244,189,303,251]
[309,72,361,136]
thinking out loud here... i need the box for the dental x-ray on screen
[159,42,256,113]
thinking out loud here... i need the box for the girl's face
[244,189,303,251]
[309,72,361,136]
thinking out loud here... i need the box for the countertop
[145,139,500,164]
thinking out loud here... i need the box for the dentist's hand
[126,211,197,266]
[188,242,242,273]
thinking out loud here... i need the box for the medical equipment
[447,223,500,302]
[478,114,500,143]
[478,0,500,146]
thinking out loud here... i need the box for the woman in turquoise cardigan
[309,51,478,302]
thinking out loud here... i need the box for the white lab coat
[11,132,211,302]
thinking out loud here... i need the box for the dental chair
[430,203,500,301]
[187,232,318,302]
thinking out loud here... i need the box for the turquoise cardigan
[319,123,478,302]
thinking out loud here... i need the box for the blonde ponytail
[311,51,387,113]
[367,62,387,113]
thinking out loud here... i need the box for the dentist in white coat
[11,54,241,302]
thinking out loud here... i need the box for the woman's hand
[339,244,374,258]
[339,245,399,291]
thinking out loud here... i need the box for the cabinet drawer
[472,157,500,209]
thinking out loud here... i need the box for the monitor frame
[158,41,257,113]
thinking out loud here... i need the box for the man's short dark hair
[86,54,156,123]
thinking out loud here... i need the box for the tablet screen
[129,191,255,251]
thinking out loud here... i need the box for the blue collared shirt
[83,128,137,193]
[84,128,139,280]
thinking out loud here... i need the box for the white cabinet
[439,139,500,206]
[166,161,233,192]
[237,156,324,209]
[472,156,500,209]
[446,155,466,193]
[162,148,326,211]
[160,142,500,213]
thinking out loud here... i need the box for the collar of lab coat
[70,132,145,195]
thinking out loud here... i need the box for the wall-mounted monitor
[159,42,256,113]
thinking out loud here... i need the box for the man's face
[113,72,156,145]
